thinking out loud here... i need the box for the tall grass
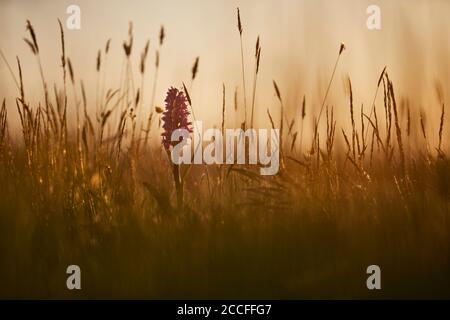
[0,16,449,299]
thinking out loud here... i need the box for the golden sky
[0,0,449,138]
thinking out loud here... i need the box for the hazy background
[0,0,449,143]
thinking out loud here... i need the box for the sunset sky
[0,0,448,139]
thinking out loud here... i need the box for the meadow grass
[0,17,449,299]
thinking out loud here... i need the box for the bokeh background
[0,0,449,141]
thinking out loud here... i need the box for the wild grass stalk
[24,20,50,129]
[0,17,449,300]
[236,8,247,128]
[144,26,165,148]
[250,36,261,128]
[273,80,284,170]
[388,79,405,172]
[0,49,20,90]
[438,103,445,153]
[58,20,68,149]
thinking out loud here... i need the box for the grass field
[0,9,449,299]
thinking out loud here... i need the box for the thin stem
[250,60,258,128]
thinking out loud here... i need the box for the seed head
[161,87,193,149]
[339,42,346,55]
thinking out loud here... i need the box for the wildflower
[161,87,192,150]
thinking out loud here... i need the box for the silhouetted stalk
[311,43,345,152]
